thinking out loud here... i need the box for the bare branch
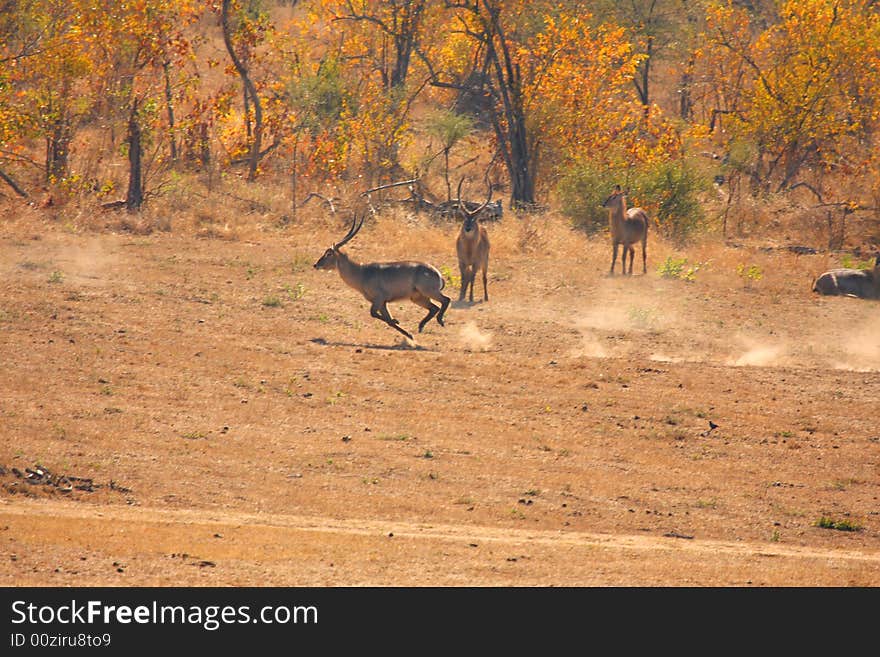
[789,181,825,204]
[0,168,28,198]
[299,192,337,213]
[360,179,421,196]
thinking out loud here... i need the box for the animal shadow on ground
[309,337,430,352]
[451,299,486,309]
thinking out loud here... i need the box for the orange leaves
[521,12,649,169]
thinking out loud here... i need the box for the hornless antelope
[812,255,880,299]
[603,185,649,275]
[455,181,492,303]
[313,214,451,340]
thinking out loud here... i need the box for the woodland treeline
[1,0,879,240]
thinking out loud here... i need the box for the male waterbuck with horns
[313,214,451,340]
[603,185,649,275]
[812,255,880,299]
[455,179,492,303]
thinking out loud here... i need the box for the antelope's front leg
[458,263,470,301]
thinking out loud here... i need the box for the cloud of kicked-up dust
[649,352,686,363]
[459,321,493,352]
[569,281,671,359]
[725,335,789,368]
[726,308,880,372]
[569,309,627,359]
[571,329,610,358]
[829,318,880,372]
[62,238,118,285]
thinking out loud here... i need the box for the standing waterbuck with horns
[455,179,493,303]
[313,214,451,340]
[603,185,649,275]
[812,255,880,299]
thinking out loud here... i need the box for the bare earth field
[1,210,879,587]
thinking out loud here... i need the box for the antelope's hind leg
[412,293,439,333]
[436,292,451,326]
[371,301,413,339]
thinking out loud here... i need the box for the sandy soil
[1,211,878,586]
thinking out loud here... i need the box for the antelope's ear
[613,184,622,193]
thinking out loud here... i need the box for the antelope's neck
[335,250,363,288]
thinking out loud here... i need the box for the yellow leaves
[520,11,648,168]
[697,0,880,185]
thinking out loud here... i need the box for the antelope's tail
[431,264,446,290]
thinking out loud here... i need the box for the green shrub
[557,156,709,242]
[633,158,709,244]
[815,516,861,532]
[658,256,704,282]
[556,162,619,235]
[736,263,763,287]
[659,256,688,279]
[839,254,874,270]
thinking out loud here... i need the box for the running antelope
[455,181,492,303]
[313,214,451,340]
[812,255,880,299]
[603,185,649,275]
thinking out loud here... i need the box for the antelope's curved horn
[334,213,364,249]
[459,177,494,218]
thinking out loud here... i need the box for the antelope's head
[462,212,480,234]
[457,177,493,234]
[602,184,624,209]
[313,247,338,270]
[314,214,365,270]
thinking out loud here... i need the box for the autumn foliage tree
[0,0,877,246]
[700,0,880,197]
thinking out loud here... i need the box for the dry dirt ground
[1,209,879,587]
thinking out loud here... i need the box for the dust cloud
[571,331,610,359]
[828,317,880,372]
[569,279,672,360]
[726,338,789,367]
[61,238,119,284]
[459,321,493,352]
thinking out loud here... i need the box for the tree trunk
[679,54,695,120]
[290,136,298,220]
[482,3,534,208]
[126,101,143,212]
[162,60,178,162]
[634,36,653,120]
[45,78,72,182]
[46,117,71,183]
[221,0,262,182]
[443,148,451,202]
[243,77,252,140]
[199,122,211,168]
